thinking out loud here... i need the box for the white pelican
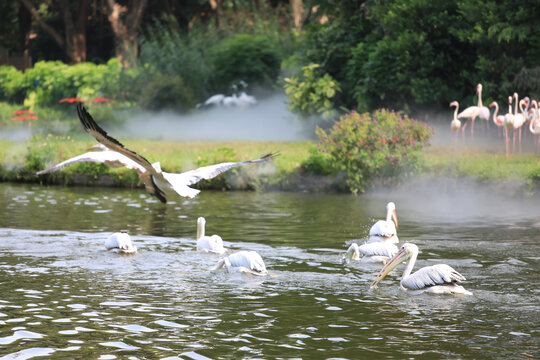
[345,242,398,264]
[368,202,398,244]
[196,94,225,108]
[237,91,257,107]
[212,250,268,276]
[196,217,225,254]
[105,232,137,254]
[76,104,275,203]
[36,143,146,175]
[371,243,472,295]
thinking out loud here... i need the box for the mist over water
[114,93,317,141]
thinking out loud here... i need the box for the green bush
[0,66,28,103]
[211,34,281,89]
[284,63,341,121]
[315,108,433,194]
[138,72,196,112]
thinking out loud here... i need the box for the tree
[19,0,88,63]
[105,0,148,68]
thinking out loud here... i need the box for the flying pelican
[196,217,226,254]
[105,232,137,254]
[345,241,398,264]
[368,202,398,244]
[371,243,472,295]
[75,104,275,203]
[212,250,268,276]
[36,143,146,175]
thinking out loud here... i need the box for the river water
[0,182,538,359]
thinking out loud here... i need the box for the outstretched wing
[179,153,276,186]
[401,264,467,290]
[36,150,146,175]
[76,104,167,203]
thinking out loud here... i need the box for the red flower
[59,98,85,103]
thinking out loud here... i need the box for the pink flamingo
[512,93,528,154]
[449,101,461,143]
[458,84,485,137]
[490,101,509,157]
[529,100,540,153]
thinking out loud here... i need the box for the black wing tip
[261,152,280,161]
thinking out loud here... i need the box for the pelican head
[197,217,206,239]
[345,243,360,262]
[371,243,418,288]
[386,202,398,228]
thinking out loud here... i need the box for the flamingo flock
[450,84,540,157]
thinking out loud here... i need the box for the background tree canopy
[0,0,539,117]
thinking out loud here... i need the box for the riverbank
[1,138,539,196]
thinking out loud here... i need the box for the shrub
[315,109,433,194]
[211,34,281,89]
[284,63,341,121]
[138,72,196,112]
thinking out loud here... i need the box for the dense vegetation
[1,0,539,117]
[1,0,539,194]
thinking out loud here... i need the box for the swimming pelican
[197,94,225,108]
[196,217,225,254]
[371,243,472,295]
[76,104,276,203]
[368,202,398,244]
[345,242,398,264]
[36,143,146,175]
[105,232,137,253]
[212,250,268,276]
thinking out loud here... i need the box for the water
[0,182,538,359]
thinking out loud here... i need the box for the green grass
[1,138,539,193]
[423,146,540,182]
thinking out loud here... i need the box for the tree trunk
[19,0,88,63]
[290,0,303,31]
[59,0,88,62]
[105,0,148,68]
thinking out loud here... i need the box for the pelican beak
[392,209,398,229]
[370,248,407,288]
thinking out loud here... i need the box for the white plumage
[105,232,137,254]
[75,104,275,203]
[36,143,146,175]
[212,251,268,276]
[196,217,225,254]
[368,202,399,244]
[346,242,398,264]
[371,243,472,295]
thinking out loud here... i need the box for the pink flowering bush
[315,109,433,194]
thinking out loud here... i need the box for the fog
[113,93,318,142]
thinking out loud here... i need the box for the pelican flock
[64,104,275,203]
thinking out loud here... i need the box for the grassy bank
[1,138,539,195]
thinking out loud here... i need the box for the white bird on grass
[458,83,487,137]
[345,241,398,264]
[105,232,137,254]
[76,104,276,203]
[368,202,399,244]
[196,217,225,254]
[212,250,268,276]
[371,243,472,295]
